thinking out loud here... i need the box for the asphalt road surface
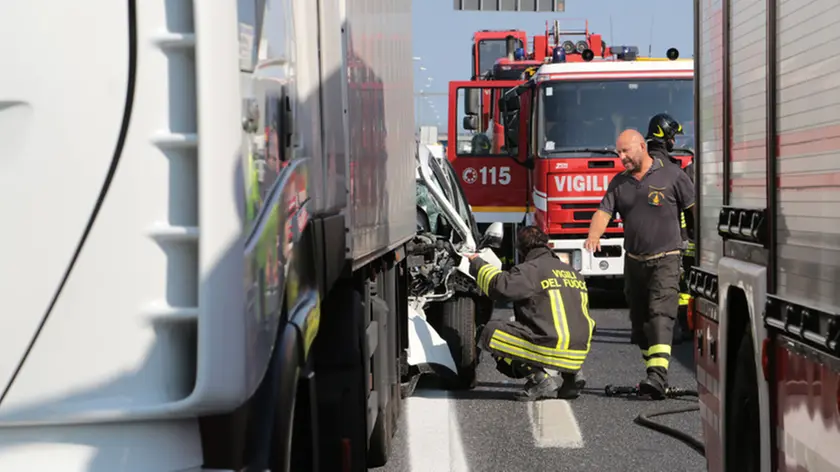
[375,292,706,472]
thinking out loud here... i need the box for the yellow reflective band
[489,338,584,370]
[646,358,669,369]
[477,264,501,294]
[548,289,571,350]
[581,291,595,348]
[679,293,691,306]
[680,212,686,228]
[476,264,493,292]
[492,330,588,358]
[647,344,672,356]
[481,266,502,294]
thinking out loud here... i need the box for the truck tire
[437,295,478,390]
[312,283,368,472]
[368,265,400,468]
[367,405,391,467]
[725,330,761,472]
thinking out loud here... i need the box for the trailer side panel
[345,0,416,264]
[698,0,725,270]
[775,0,840,309]
[729,0,767,209]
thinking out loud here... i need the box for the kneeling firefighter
[467,226,595,401]
[646,113,695,344]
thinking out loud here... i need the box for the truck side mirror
[464,88,480,116]
[463,115,478,131]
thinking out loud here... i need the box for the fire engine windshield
[478,39,524,75]
[536,79,694,156]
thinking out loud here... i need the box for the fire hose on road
[604,384,705,456]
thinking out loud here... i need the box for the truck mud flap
[407,305,458,374]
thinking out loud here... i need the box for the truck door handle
[588,160,615,168]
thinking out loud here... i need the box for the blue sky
[412,0,695,128]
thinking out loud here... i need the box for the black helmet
[646,113,684,144]
[471,133,491,154]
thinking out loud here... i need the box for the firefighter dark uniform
[646,113,695,343]
[469,246,595,401]
[599,156,695,398]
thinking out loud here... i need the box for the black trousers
[624,253,681,384]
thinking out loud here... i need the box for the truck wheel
[399,349,420,398]
[368,266,400,468]
[437,295,478,390]
[312,283,368,472]
[725,331,761,472]
[367,405,391,468]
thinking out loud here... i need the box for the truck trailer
[0,0,419,470]
[689,0,840,470]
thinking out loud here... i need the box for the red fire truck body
[486,57,694,278]
[451,21,614,227]
[689,0,840,470]
[448,79,530,224]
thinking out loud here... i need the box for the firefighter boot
[638,376,667,400]
[556,370,587,400]
[515,369,558,401]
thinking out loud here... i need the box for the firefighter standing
[584,129,695,399]
[645,113,695,344]
[468,226,594,401]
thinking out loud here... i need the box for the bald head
[617,129,645,146]
[616,129,650,173]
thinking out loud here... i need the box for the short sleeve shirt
[598,157,695,255]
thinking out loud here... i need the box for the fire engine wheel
[437,295,478,390]
[726,331,761,472]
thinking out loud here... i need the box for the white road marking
[527,399,584,448]
[406,389,470,472]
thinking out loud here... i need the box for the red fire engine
[688,0,840,470]
[450,21,611,227]
[449,19,694,282]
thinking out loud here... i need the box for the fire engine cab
[512,53,693,281]
[449,20,621,268]
[454,38,694,282]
